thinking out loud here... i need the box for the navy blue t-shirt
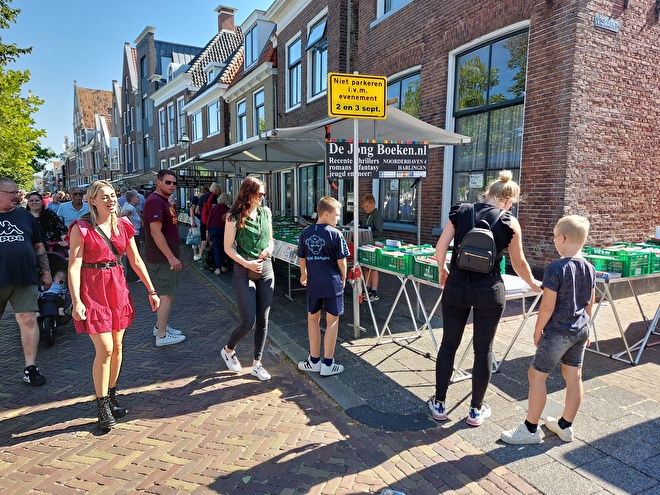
[297,223,349,298]
[541,256,596,335]
[0,207,45,288]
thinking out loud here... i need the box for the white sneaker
[320,360,344,376]
[250,363,271,381]
[155,333,186,347]
[466,404,492,427]
[152,326,184,337]
[545,416,574,442]
[221,348,242,372]
[501,423,542,445]
[298,356,321,373]
[193,254,201,261]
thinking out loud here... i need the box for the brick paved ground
[0,257,540,494]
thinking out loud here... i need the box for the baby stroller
[37,251,71,347]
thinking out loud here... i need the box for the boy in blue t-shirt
[297,197,350,376]
[501,215,595,445]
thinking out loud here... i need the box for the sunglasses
[163,180,177,186]
[258,192,267,198]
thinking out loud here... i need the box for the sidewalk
[0,239,657,494]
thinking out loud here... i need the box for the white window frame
[237,99,247,141]
[191,110,203,142]
[306,11,328,101]
[373,0,415,25]
[253,89,265,135]
[167,103,175,147]
[245,25,259,68]
[158,108,166,150]
[286,35,302,111]
[177,97,186,140]
[208,99,221,136]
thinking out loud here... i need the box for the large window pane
[381,178,416,223]
[455,45,490,111]
[388,73,420,118]
[288,38,302,108]
[488,33,528,104]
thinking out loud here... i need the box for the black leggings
[435,272,505,408]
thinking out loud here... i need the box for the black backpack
[454,204,505,274]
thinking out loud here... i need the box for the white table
[588,273,660,365]
[359,265,541,380]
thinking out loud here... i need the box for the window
[191,110,203,142]
[306,18,327,97]
[208,99,221,135]
[381,179,417,223]
[207,70,215,85]
[169,157,177,169]
[385,0,409,14]
[287,37,302,109]
[299,164,325,218]
[158,108,166,150]
[167,103,175,147]
[237,100,247,141]
[388,72,421,118]
[245,26,259,68]
[177,98,186,140]
[254,90,265,134]
[451,30,528,204]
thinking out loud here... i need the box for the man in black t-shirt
[0,179,52,386]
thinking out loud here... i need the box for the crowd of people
[1,170,595,445]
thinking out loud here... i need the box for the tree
[0,0,48,187]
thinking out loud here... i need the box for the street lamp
[103,161,112,183]
[178,133,191,159]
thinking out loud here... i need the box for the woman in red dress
[68,180,160,430]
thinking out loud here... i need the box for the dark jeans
[226,258,274,362]
[209,226,229,270]
[435,271,505,408]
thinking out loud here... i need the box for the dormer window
[208,70,215,84]
[245,26,259,68]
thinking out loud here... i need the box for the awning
[171,106,471,174]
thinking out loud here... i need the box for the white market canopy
[172,106,471,174]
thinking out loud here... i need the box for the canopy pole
[353,117,362,339]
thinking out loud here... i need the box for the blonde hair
[317,196,342,216]
[83,180,119,235]
[555,215,590,245]
[486,170,520,204]
[360,194,376,206]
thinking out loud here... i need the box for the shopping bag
[186,227,201,246]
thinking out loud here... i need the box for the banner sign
[175,175,216,188]
[326,140,428,179]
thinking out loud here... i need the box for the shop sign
[326,140,428,179]
[594,13,620,33]
[175,175,216,188]
[328,73,387,120]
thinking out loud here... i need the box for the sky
[6,0,273,158]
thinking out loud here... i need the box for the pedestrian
[360,193,383,301]
[199,182,220,261]
[0,179,51,386]
[25,191,68,250]
[58,186,90,228]
[429,170,542,426]
[47,191,65,214]
[143,170,187,347]
[501,215,595,444]
[208,192,232,275]
[297,196,350,377]
[221,177,274,381]
[120,190,143,282]
[68,180,160,430]
[190,187,207,261]
[117,187,128,208]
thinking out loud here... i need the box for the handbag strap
[95,225,122,263]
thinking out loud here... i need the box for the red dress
[70,217,137,334]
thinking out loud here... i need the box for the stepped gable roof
[185,27,243,88]
[76,86,112,130]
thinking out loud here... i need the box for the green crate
[619,251,650,277]
[646,249,660,273]
[413,257,439,282]
[379,250,413,275]
[584,254,624,274]
[358,245,381,266]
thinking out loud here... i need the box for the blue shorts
[532,326,589,373]
[307,295,344,317]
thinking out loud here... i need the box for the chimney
[215,5,237,32]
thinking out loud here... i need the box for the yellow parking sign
[328,72,387,120]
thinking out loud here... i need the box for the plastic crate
[584,254,623,274]
[412,257,439,282]
[379,250,413,275]
[358,245,381,266]
[619,251,650,277]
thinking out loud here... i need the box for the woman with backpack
[428,170,541,427]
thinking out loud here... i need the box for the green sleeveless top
[234,207,271,259]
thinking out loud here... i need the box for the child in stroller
[37,251,71,346]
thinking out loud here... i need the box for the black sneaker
[23,365,46,386]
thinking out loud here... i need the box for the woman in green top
[221,177,275,381]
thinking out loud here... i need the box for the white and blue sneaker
[427,396,448,421]
[466,404,491,427]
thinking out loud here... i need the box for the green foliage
[0,0,48,188]
[0,0,31,64]
[0,67,46,187]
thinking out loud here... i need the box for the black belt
[82,261,119,269]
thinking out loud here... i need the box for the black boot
[109,387,127,418]
[96,396,117,430]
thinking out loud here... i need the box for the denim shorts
[532,326,589,373]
